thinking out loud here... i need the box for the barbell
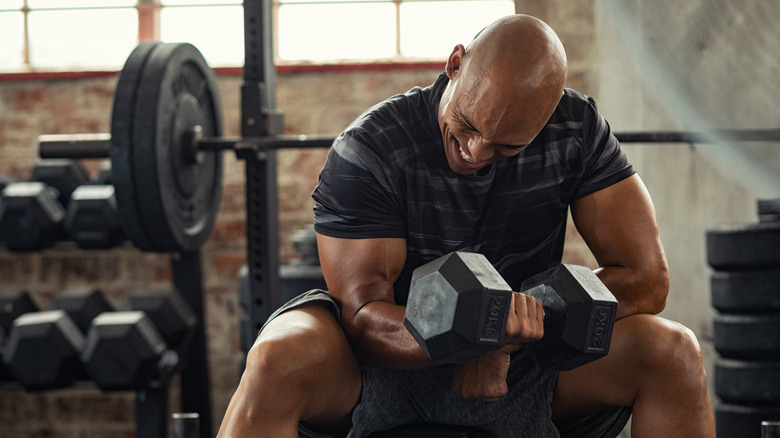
[35,41,780,253]
[36,41,333,253]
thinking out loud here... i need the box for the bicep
[572,174,661,265]
[317,234,407,323]
[571,174,669,314]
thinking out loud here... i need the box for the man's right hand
[505,292,545,345]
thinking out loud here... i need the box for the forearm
[346,300,436,368]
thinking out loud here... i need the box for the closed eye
[458,112,478,133]
[459,109,528,151]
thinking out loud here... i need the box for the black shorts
[262,290,631,438]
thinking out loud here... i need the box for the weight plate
[711,271,780,313]
[715,358,780,404]
[109,42,161,251]
[716,403,780,438]
[706,222,780,270]
[714,314,780,359]
[132,43,223,252]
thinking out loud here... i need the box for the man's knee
[246,305,350,385]
[616,314,705,379]
[242,305,361,422]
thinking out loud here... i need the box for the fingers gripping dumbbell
[403,252,618,369]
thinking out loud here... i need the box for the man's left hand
[451,345,521,401]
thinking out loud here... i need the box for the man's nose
[467,137,495,162]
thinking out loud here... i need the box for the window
[2,0,139,71]
[1,0,514,72]
[277,0,515,62]
[159,1,244,68]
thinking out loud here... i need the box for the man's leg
[551,314,715,437]
[217,305,362,438]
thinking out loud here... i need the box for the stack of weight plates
[706,199,780,437]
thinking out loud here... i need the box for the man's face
[437,60,562,176]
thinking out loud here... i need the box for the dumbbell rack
[0,249,212,438]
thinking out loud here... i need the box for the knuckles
[505,293,545,343]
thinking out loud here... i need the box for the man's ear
[445,44,466,80]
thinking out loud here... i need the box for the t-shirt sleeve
[312,131,406,239]
[572,97,635,200]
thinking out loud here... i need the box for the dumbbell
[0,182,66,250]
[2,287,112,389]
[404,252,618,369]
[82,287,196,390]
[29,159,90,210]
[0,160,94,250]
[0,289,38,382]
[63,155,119,250]
[0,289,39,334]
[64,184,125,249]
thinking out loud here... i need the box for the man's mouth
[453,137,483,169]
[459,143,478,164]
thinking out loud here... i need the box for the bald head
[437,15,568,175]
[461,14,567,100]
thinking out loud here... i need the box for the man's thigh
[250,294,362,433]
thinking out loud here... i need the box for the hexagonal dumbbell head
[404,252,512,364]
[81,311,167,390]
[48,287,114,334]
[2,310,86,390]
[0,289,39,335]
[124,288,196,351]
[521,264,617,370]
[29,159,90,210]
[0,182,66,251]
[64,185,125,249]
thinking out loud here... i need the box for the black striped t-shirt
[312,73,635,305]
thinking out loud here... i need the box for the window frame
[0,0,512,77]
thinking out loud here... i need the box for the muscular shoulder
[336,75,446,164]
[544,88,602,138]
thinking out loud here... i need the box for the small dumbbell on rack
[82,287,196,390]
[1,287,196,391]
[0,290,39,383]
[0,159,125,251]
[2,287,113,389]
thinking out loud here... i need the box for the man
[218,14,715,437]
